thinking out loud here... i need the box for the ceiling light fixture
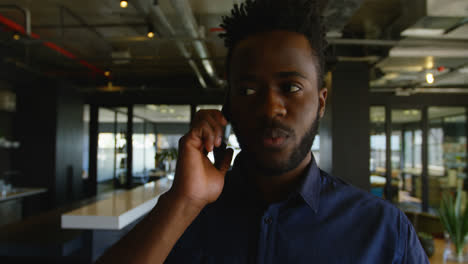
[425,56,434,69]
[147,24,155,38]
[120,0,128,8]
[426,73,435,84]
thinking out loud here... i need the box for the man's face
[228,30,327,175]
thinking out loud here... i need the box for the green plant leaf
[439,189,468,255]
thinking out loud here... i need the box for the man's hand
[169,109,234,209]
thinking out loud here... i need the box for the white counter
[61,179,172,230]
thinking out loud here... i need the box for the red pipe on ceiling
[0,13,105,76]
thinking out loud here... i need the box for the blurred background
[0,0,467,262]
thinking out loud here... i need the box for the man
[99,0,429,263]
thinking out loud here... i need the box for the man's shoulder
[317,171,428,262]
[317,170,412,238]
[319,169,401,215]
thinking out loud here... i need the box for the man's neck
[250,153,312,204]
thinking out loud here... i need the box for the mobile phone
[213,106,232,167]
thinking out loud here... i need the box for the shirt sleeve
[400,212,430,264]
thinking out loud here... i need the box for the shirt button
[264,216,273,225]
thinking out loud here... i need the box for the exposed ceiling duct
[323,0,365,37]
[371,0,468,90]
[130,0,208,89]
[169,0,225,88]
[397,0,468,39]
[0,4,30,36]
[372,87,468,95]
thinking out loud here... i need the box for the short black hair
[220,0,327,88]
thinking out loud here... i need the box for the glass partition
[115,109,128,188]
[97,108,117,194]
[391,109,422,211]
[370,106,386,198]
[132,117,157,184]
[134,105,191,180]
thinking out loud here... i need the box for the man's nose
[259,88,287,119]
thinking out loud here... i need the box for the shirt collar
[297,155,321,213]
[231,152,322,213]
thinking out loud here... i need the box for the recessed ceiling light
[426,73,435,84]
[425,56,434,69]
[401,28,444,37]
[120,0,128,8]
[383,73,399,80]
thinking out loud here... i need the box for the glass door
[428,107,467,212]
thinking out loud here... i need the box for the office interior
[0,0,467,263]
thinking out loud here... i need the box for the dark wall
[13,81,57,192]
[0,111,13,178]
[13,78,85,208]
[55,83,84,204]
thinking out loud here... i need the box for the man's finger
[203,114,225,147]
[190,122,216,152]
[199,123,216,152]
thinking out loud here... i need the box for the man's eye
[245,88,256,96]
[283,84,302,93]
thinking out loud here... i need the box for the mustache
[259,119,294,138]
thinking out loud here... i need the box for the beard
[231,107,320,176]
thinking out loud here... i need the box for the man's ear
[318,88,327,118]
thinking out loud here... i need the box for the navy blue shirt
[166,154,429,263]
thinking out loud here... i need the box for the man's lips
[262,136,287,148]
[261,128,290,148]
[262,127,290,138]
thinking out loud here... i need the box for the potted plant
[439,187,468,263]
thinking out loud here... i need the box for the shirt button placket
[258,212,275,264]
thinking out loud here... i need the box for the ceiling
[0,0,467,96]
